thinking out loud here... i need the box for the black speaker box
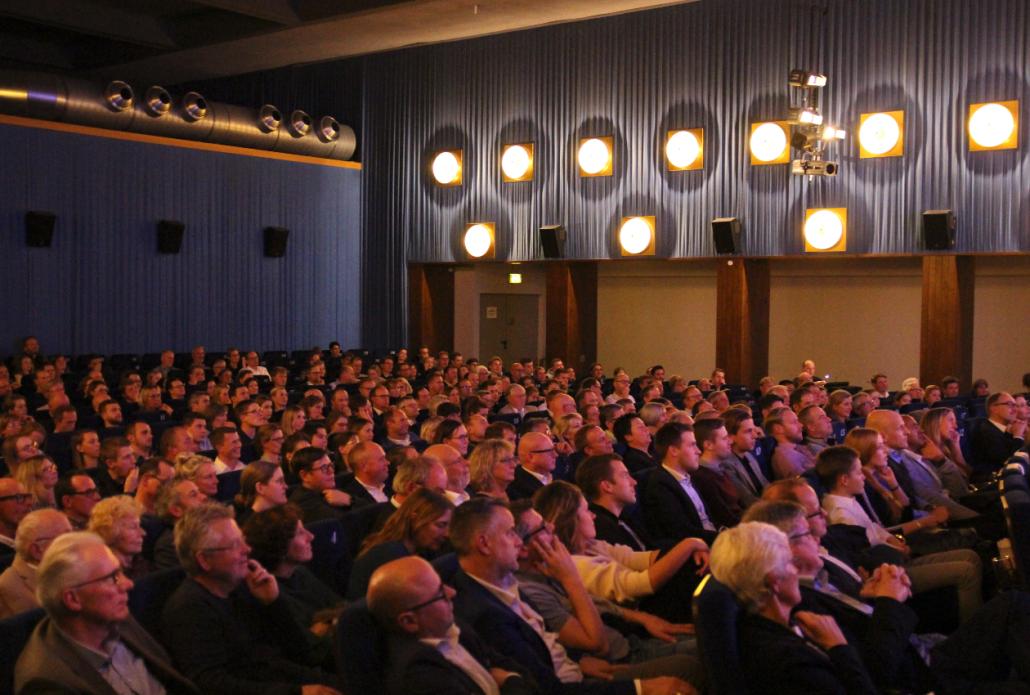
[264,226,290,257]
[25,211,56,248]
[157,220,185,254]
[711,217,741,254]
[540,225,566,259]
[923,210,955,250]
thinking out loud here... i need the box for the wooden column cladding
[920,255,974,389]
[715,259,769,387]
[407,264,455,352]
[545,262,598,373]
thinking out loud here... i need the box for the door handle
[501,340,508,350]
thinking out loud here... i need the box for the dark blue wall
[355,0,1030,348]
[0,122,362,356]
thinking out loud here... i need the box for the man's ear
[396,611,419,635]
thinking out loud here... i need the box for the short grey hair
[710,522,793,614]
[14,508,69,559]
[36,531,108,618]
[638,402,666,427]
[174,503,235,576]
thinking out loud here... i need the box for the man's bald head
[518,431,552,459]
[368,556,452,637]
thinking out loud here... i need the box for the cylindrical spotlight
[858,111,903,158]
[968,101,1018,150]
[104,81,134,112]
[464,222,495,258]
[181,92,208,122]
[258,104,282,133]
[577,137,613,176]
[432,150,462,185]
[618,216,655,256]
[803,208,847,252]
[749,122,789,164]
[143,86,171,117]
[501,143,533,182]
[665,129,703,171]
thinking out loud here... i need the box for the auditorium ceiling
[0,0,695,82]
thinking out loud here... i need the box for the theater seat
[0,607,45,694]
[307,518,354,595]
[692,574,748,695]
[215,470,243,503]
[128,567,186,641]
[1001,487,1030,589]
[335,599,388,692]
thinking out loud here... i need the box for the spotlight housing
[501,143,534,182]
[258,104,282,133]
[803,208,847,252]
[968,101,1018,151]
[858,111,904,158]
[665,129,704,171]
[618,216,656,256]
[431,150,463,185]
[464,222,495,258]
[577,137,613,177]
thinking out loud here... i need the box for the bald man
[367,556,531,695]
[424,443,471,506]
[507,432,557,501]
[342,441,391,506]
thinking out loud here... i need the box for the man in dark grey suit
[15,531,198,694]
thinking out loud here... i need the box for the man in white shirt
[424,443,470,506]
[343,442,390,505]
[211,427,244,475]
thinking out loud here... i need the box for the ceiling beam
[0,0,178,49]
[186,0,302,25]
[97,0,694,84]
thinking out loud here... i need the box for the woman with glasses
[346,488,454,600]
[15,454,59,509]
[255,424,285,465]
[467,438,517,500]
[174,454,219,500]
[88,495,151,579]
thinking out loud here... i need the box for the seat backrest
[306,518,355,595]
[215,470,243,503]
[1002,488,1030,589]
[692,574,749,695]
[0,607,45,695]
[335,598,388,692]
[128,566,186,641]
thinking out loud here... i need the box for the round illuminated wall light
[749,122,790,164]
[968,101,1018,150]
[665,129,703,171]
[501,143,534,182]
[858,111,904,158]
[463,222,495,258]
[803,208,847,253]
[577,137,613,176]
[618,216,655,256]
[431,150,462,185]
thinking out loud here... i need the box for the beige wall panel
[453,264,546,360]
[973,256,1030,394]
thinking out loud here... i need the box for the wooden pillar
[716,258,769,387]
[407,264,455,352]
[545,262,598,373]
[920,255,974,389]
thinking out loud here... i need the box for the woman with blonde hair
[15,454,58,509]
[919,407,972,496]
[88,495,150,578]
[280,404,307,437]
[346,488,454,600]
[174,454,219,499]
[467,438,517,499]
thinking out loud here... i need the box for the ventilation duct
[0,70,355,161]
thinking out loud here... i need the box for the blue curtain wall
[355,0,1029,348]
[0,122,362,356]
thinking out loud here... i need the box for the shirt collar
[661,463,689,482]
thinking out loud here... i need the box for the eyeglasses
[403,584,449,612]
[0,493,31,503]
[200,539,248,554]
[520,524,549,543]
[68,567,127,590]
[788,529,814,542]
[805,509,825,520]
[995,401,1016,407]
[310,464,334,474]
[530,448,556,455]
[67,487,101,498]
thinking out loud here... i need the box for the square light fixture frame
[665,128,705,171]
[749,121,792,165]
[501,142,535,182]
[577,136,614,177]
[618,215,656,257]
[803,208,847,253]
[463,221,496,259]
[858,110,905,158]
[431,149,463,186]
[968,100,1019,151]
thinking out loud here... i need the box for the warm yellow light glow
[508,273,523,284]
[464,223,494,258]
[618,216,655,256]
[431,150,462,184]
[968,101,1018,150]
[665,129,703,170]
[749,122,789,164]
[804,208,847,252]
[501,143,533,181]
[577,137,612,176]
[859,111,904,158]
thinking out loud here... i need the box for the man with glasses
[55,473,101,531]
[15,531,198,694]
[508,432,558,501]
[0,476,33,554]
[367,555,532,695]
[162,503,342,694]
[968,391,1028,481]
[0,508,71,617]
[288,446,353,523]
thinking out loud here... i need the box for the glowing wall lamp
[431,150,463,185]
[665,129,704,171]
[749,122,791,164]
[858,111,904,158]
[968,101,1018,151]
[618,216,655,256]
[803,208,847,253]
[577,136,613,177]
[501,143,534,182]
[508,273,523,284]
[463,222,495,259]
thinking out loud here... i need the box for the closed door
[479,294,539,365]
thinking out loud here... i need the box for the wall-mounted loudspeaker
[922,210,955,250]
[711,217,741,254]
[25,211,56,248]
[540,225,566,259]
[157,220,185,254]
[264,227,289,257]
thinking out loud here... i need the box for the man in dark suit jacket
[288,446,355,523]
[367,554,534,695]
[640,423,719,546]
[612,414,655,476]
[967,392,1028,481]
[575,453,657,552]
[507,432,556,501]
[15,531,198,695]
[339,441,392,507]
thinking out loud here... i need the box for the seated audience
[967,392,1027,482]
[152,478,206,569]
[766,407,814,479]
[0,476,32,554]
[92,437,137,498]
[174,453,220,501]
[919,407,972,496]
[0,508,71,617]
[236,459,289,522]
[612,414,655,475]
[288,446,353,523]
[341,441,391,506]
[690,418,743,527]
[134,456,175,516]
[576,454,656,551]
[15,531,198,694]
[508,431,558,501]
[424,443,471,506]
[717,408,768,507]
[88,494,152,580]
[641,423,719,545]
[15,453,59,509]
[468,438,518,500]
